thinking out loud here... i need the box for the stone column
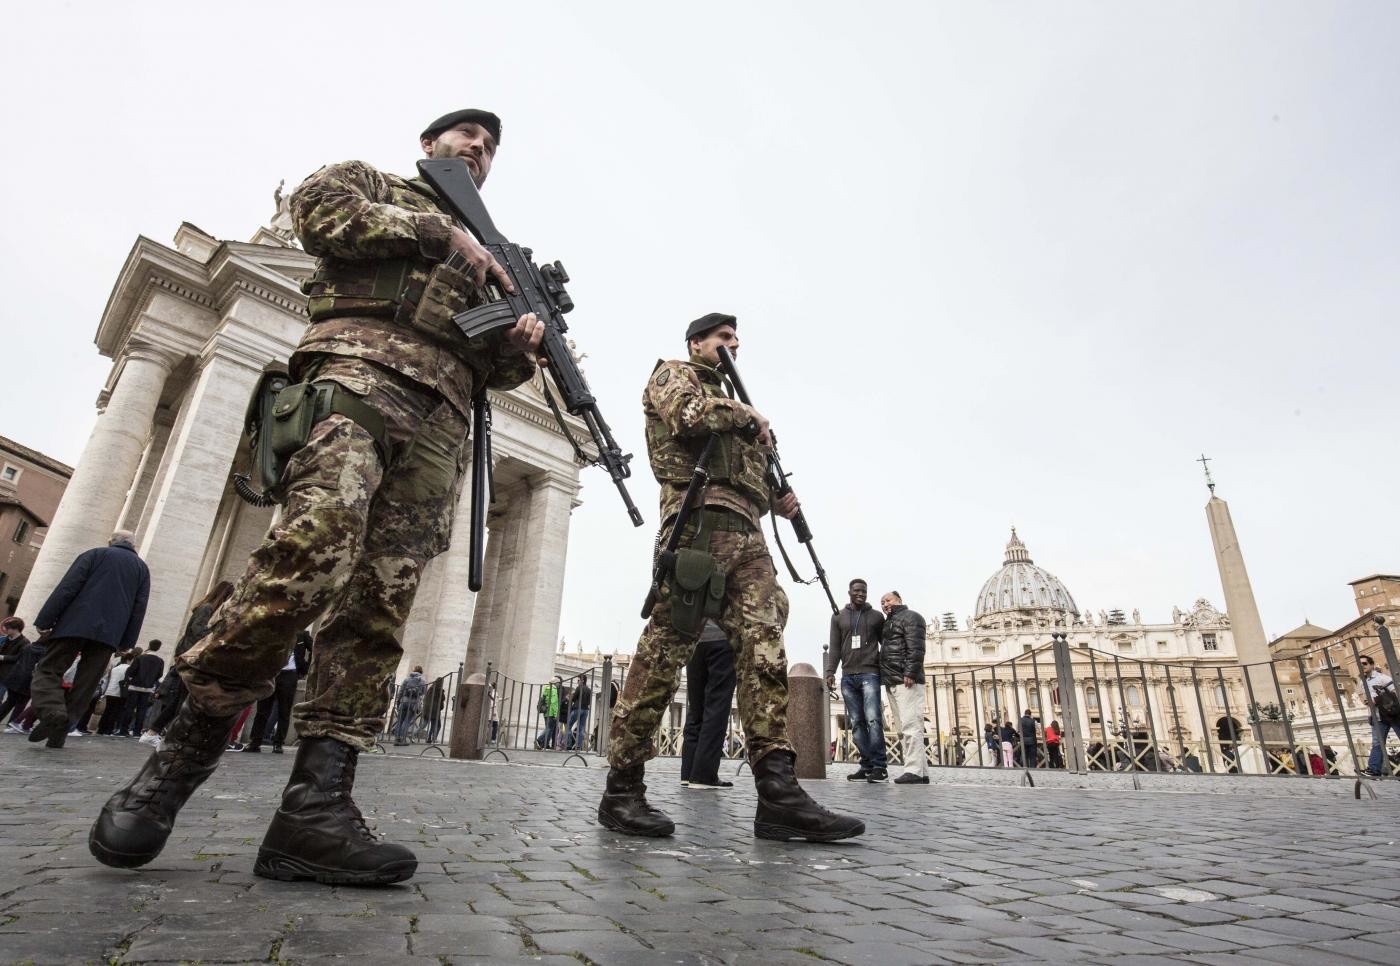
[498,472,577,686]
[463,488,518,678]
[422,467,480,681]
[116,409,175,533]
[18,345,176,619]
[135,337,265,646]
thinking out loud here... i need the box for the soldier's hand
[505,313,545,358]
[774,489,800,519]
[748,408,774,448]
[449,226,515,293]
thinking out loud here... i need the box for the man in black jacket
[1019,709,1040,768]
[878,592,929,785]
[0,617,29,702]
[28,531,150,748]
[118,641,164,738]
[825,579,887,782]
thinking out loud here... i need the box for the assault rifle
[417,158,643,591]
[715,345,839,614]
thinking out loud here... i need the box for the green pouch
[669,548,725,637]
[269,382,319,461]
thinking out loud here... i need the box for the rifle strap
[770,512,815,585]
[540,375,592,467]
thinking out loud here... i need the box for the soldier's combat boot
[254,737,416,885]
[89,705,239,868]
[597,763,675,837]
[752,750,866,843]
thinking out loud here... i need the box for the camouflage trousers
[178,354,467,750]
[608,522,794,770]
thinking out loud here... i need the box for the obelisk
[1199,456,1274,702]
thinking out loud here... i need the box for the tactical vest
[299,176,480,349]
[645,360,769,510]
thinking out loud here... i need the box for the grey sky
[2,2,1396,670]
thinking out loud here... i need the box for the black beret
[420,109,502,146]
[685,313,737,343]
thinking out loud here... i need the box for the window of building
[1116,641,1134,654]
[0,464,18,483]
[1202,633,1218,651]
[981,644,997,656]
[1028,691,1040,710]
[1126,685,1142,707]
[1085,688,1099,710]
[1022,644,1033,654]
[1214,684,1228,707]
[12,520,29,545]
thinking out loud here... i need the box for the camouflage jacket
[644,357,770,529]
[289,160,536,417]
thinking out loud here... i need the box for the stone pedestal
[787,662,825,779]
[450,672,486,760]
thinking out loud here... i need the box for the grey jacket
[826,604,883,678]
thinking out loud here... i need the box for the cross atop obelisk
[1197,453,1215,494]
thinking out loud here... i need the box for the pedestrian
[999,720,1017,768]
[90,107,546,886]
[145,581,236,740]
[422,675,445,744]
[877,591,929,785]
[984,722,999,765]
[680,620,737,789]
[535,676,561,749]
[97,653,135,735]
[1360,654,1400,778]
[598,314,862,843]
[0,617,30,702]
[116,641,163,739]
[1,633,46,732]
[392,666,426,746]
[25,531,150,749]
[566,673,592,751]
[1045,719,1064,769]
[487,682,499,744]
[243,636,305,753]
[1020,709,1039,768]
[825,578,887,782]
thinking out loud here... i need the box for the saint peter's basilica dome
[973,529,1079,629]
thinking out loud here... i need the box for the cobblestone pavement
[2,737,1398,965]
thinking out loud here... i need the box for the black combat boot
[89,705,239,867]
[753,750,866,843]
[254,737,416,885]
[597,763,675,837]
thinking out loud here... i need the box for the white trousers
[884,682,928,778]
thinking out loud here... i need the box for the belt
[697,507,755,534]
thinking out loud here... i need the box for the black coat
[2,639,47,693]
[878,605,927,685]
[35,541,150,652]
[0,633,30,672]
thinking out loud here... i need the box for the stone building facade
[0,435,73,615]
[16,215,585,689]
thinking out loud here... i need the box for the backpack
[1374,682,1400,725]
[399,675,425,708]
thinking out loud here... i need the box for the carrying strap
[312,382,389,465]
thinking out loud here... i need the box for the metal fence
[378,667,463,756]
[831,622,1400,781]
[479,660,623,764]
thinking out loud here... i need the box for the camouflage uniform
[178,160,535,750]
[608,357,795,769]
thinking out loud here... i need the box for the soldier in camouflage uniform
[597,314,864,843]
[90,108,544,886]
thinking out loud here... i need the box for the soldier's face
[423,122,497,186]
[689,325,739,366]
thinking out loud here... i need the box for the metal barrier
[479,659,625,766]
[379,666,462,756]
[829,618,1400,785]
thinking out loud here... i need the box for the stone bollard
[787,663,826,780]
[449,672,487,760]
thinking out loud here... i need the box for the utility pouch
[668,548,725,637]
[269,382,319,461]
[234,369,292,506]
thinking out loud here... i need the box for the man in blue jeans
[825,579,887,782]
[1360,654,1400,777]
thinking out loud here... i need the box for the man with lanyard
[825,579,887,781]
[1360,654,1400,778]
[598,314,863,842]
